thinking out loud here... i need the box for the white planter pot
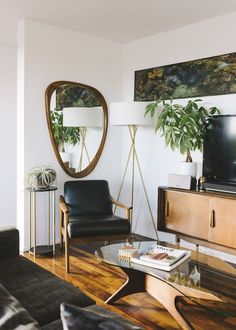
[179,162,197,177]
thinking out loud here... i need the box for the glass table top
[95,240,236,318]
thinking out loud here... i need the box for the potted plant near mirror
[145,98,220,177]
[27,166,56,190]
[50,110,80,166]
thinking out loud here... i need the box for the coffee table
[95,240,236,330]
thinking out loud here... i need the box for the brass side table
[27,186,57,257]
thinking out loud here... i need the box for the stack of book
[118,245,139,261]
[130,244,191,271]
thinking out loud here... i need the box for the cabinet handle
[165,201,169,217]
[210,209,215,228]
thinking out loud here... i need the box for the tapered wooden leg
[64,214,70,273]
[65,237,69,273]
[60,231,64,250]
[175,234,180,243]
[106,268,146,304]
[60,210,64,250]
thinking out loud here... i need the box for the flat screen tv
[203,115,236,193]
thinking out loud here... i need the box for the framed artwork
[134,52,236,101]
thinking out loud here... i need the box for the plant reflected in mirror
[50,110,81,153]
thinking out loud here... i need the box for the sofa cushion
[60,303,142,330]
[0,283,39,330]
[0,256,95,326]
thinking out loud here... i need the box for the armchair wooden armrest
[59,195,69,214]
[111,197,132,222]
[59,195,70,272]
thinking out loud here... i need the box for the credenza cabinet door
[165,190,209,240]
[209,197,236,248]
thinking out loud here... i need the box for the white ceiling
[1,0,236,46]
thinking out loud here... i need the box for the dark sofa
[0,227,142,329]
[0,227,95,329]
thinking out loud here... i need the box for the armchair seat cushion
[68,214,130,239]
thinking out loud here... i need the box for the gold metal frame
[115,125,158,238]
[29,189,56,257]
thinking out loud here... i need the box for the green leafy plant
[145,99,220,162]
[50,110,80,152]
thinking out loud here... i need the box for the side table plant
[27,166,56,190]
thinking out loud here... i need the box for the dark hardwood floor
[24,238,236,330]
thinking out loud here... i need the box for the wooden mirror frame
[45,81,108,178]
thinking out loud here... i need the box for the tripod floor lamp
[63,107,103,171]
[110,101,158,239]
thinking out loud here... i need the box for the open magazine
[130,244,191,271]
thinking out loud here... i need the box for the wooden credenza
[158,187,236,252]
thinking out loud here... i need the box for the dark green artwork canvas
[134,52,236,101]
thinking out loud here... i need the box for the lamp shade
[63,107,103,128]
[109,102,154,126]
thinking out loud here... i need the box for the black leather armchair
[59,180,131,272]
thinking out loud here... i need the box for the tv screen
[203,115,236,184]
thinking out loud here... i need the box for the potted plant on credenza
[145,98,220,176]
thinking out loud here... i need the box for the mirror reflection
[46,81,108,177]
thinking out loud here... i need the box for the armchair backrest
[64,180,113,216]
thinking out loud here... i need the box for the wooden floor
[25,238,236,330]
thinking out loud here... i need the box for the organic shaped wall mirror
[45,81,108,177]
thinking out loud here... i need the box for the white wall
[122,12,236,239]
[17,19,123,250]
[0,43,16,227]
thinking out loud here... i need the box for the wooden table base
[105,268,222,330]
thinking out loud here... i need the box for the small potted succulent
[145,98,220,176]
[27,166,57,190]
